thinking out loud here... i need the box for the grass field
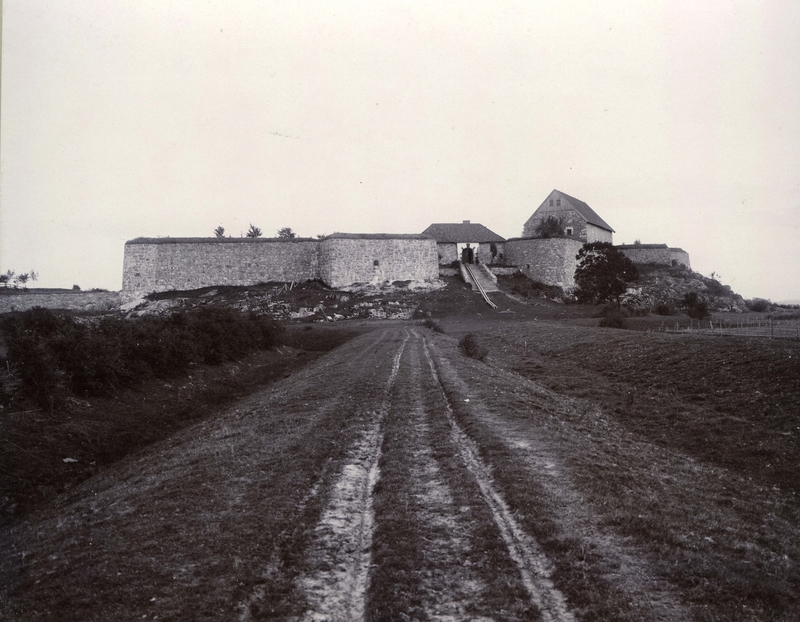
[1,292,798,620]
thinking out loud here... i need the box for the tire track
[297,329,410,621]
[369,329,488,619]
[422,335,575,622]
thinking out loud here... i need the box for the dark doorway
[461,246,475,264]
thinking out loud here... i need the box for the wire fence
[661,316,800,339]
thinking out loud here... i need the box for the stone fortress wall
[505,237,585,290]
[319,236,438,288]
[0,291,122,314]
[123,238,319,294]
[123,236,438,295]
[616,244,691,269]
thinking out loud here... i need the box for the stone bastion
[122,235,438,296]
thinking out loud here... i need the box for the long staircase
[461,262,498,308]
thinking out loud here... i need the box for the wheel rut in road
[296,329,410,621]
[421,334,575,622]
[426,337,695,622]
[296,328,575,621]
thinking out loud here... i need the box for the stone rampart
[617,244,691,269]
[319,235,438,288]
[505,237,584,289]
[0,291,121,314]
[123,238,319,295]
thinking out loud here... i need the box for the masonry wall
[505,237,585,290]
[585,223,613,244]
[437,243,458,264]
[319,238,438,288]
[522,211,612,244]
[0,291,121,314]
[123,239,319,295]
[617,245,691,269]
[523,210,585,239]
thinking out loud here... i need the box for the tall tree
[574,242,638,305]
[214,226,225,238]
[246,224,262,238]
[277,227,296,239]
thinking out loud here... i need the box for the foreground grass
[0,325,356,520]
[429,323,800,621]
[0,330,385,621]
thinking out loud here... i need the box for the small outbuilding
[422,220,506,265]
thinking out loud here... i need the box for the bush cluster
[746,298,771,313]
[684,293,711,320]
[422,318,445,333]
[654,301,675,316]
[458,333,487,361]
[0,307,283,408]
[596,305,629,329]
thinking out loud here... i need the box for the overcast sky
[2,1,799,301]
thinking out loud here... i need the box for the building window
[556,199,561,206]
[373,259,380,266]
[566,227,573,236]
[549,199,554,206]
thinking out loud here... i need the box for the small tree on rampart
[246,224,262,238]
[533,215,567,238]
[277,227,296,239]
[214,226,225,238]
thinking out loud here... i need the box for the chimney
[463,220,470,224]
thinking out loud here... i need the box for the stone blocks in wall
[505,237,585,290]
[585,224,613,244]
[0,291,121,314]
[123,238,319,295]
[319,236,438,288]
[617,244,691,269]
[437,243,458,265]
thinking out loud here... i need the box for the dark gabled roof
[556,190,615,232]
[125,237,316,244]
[421,222,506,243]
[324,233,432,240]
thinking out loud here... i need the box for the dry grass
[428,321,800,620]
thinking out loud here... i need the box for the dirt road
[2,326,796,621]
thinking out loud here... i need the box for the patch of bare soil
[294,329,409,621]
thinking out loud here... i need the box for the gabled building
[422,220,506,265]
[522,190,614,244]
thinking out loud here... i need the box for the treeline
[1,307,283,409]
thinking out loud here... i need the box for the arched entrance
[461,246,475,264]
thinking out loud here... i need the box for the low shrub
[0,307,284,408]
[422,318,445,333]
[684,293,711,320]
[599,310,628,329]
[746,298,771,313]
[458,333,487,361]
[655,302,675,316]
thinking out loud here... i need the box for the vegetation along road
[2,323,798,621]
